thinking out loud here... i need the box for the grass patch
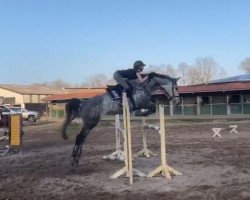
[23,120,54,127]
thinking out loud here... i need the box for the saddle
[106,81,135,100]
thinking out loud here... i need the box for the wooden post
[227,95,231,115]
[3,114,23,155]
[115,115,122,153]
[124,94,133,184]
[110,93,145,184]
[45,103,48,122]
[197,96,201,116]
[170,100,174,116]
[147,105,182,179]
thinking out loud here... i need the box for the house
[0,84,62,115]
[42,87,106,103]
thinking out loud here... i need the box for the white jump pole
[147,105,182,179]
[103,114,124,161]
[133,118,158,158]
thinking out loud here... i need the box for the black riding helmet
[133,60,146,71]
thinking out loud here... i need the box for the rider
[113,60,148,111]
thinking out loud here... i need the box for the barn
[42,87,105,117]
[170,74,250,116]
[41,75,250,118]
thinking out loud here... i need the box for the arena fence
[163,102,250,116]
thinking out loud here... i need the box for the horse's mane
[147,72,175,81]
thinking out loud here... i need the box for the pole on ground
[147,105,182,179]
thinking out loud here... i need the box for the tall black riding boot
[126,89,137,111]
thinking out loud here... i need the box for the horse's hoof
[72,145,78,157]
[71,157,80,166]
[71,159,77,166]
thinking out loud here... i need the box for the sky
[0,0,250,85]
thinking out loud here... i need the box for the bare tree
[146,64,158,72]
[51,79,72,89]
[31,79,71,90]
[239,57,250,74]
[177,62,190,86]
[106,78,116,85]
[84,73,108,87]
[80,81,90,87]
[147,64,177,77]
[187,67,201,85]
[31,82,50,87]
[163,64,177,77]
[187,57,225,84]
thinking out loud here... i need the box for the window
[183,96,196,105]
[212,95,227,104]
[0,105,11,113]
[200,96,211,104]
[0,97,4,104]
[10,107,22,112]
[243,95,250,103]
[229,94,241,104]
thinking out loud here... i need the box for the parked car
[0,105,16,115]
[10,107,40,122]
[0,106,10,128]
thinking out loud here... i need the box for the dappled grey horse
[62,72,179,165]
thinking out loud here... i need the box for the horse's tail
[62,98,82,140]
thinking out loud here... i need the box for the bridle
[151,76,179,101]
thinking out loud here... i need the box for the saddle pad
[106,81,135,101]
[106,85,123,100]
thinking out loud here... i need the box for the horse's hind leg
[71,144,82,165]
[71,126,90,165]
[70,107,101,164]
[71,117,100,165]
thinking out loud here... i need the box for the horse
[62,72,180,165]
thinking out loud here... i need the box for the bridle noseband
[151,76,179,100]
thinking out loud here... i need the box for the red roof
[179,82,250,94]
[42,81,250,101]
[42,91,105,101]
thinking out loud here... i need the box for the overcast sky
[0,0,250,84]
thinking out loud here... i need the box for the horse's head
[148,72,180,105]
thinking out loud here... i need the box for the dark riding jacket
[116,69,137,80]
